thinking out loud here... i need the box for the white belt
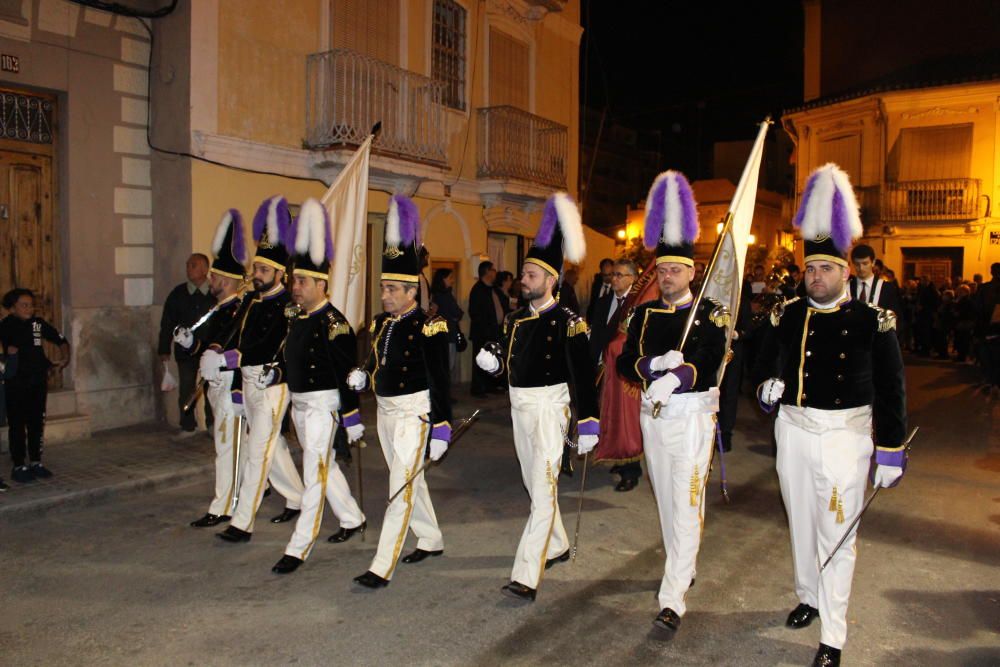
[777,404,872,436]
[640,387,719,418]
[375,390,430,416]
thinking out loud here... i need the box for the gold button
[399,382,405,388]
[803,372,809,377]
[308,378,314,384]
[404,351,410,357]
[808,330,815,336]
[841,329,848,336]
[402,366,408,372]
[546,336,552,341]
[836,374,844,381]
[805,351,812,357]
[801,393,807,399]
[408,335,414,340]
[314,333,319,338]
[545,354,551,360]
[839,353,846,359]
[694,320,701,326]
[834,398,842,405]
[550,320,556,326]
[309,364,315,369]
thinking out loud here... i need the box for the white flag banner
[322,135,373,330]
[700,118,770,385]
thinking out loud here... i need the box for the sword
[231,413,244,510]
[820,426,919,571]
[571,450,589,562]
[386,410,480,506]
[354,437,367,541]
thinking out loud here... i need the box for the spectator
[932,289,957,359]
[495,271,514,315]
[559,267,581,314]
[418,246,432,312]
[158,253,216,437]
[586,258,614,323]
[430,268,465,371]
[849,244,901,314]
[692,261,707,294]
[973,263,1000,392]
[898,280,918,351]
[954,284,976,362]
[914,276,939,356]
[468,260,503,397]
[0,288,70,483]
[749,264,766,295]
[589,259,637,366]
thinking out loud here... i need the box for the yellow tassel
[829,487,838,512]
[690,466,700,506]
[836,496,845,524]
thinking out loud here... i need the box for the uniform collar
[260,284,285,301]
[302,300,331,318]
[217,292,239,307]
[661,290,693,310]
[530,297,557,314]
[809,288,850,310]
[389,301,418,321]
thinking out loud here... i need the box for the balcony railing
[881,178,980,222]
[305,49,447,165]
[477,105,567,189]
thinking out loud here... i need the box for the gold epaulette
[327,315,350,340]
[422,317,449,337]
[770,297,799,327]
[866,302,897,332]
[567,317,589,337]
[707,299,731,328]
[368,319,376,334]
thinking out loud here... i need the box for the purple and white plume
[212,209,247,263]
[793,163,862,253]
[643,170,700,249]
[537,192,585,263]
[386,195,420,248]
[253,195,290,245]
[296,198,333,266]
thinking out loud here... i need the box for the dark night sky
[580,0,804,178]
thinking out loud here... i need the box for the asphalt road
[2,358,998,666]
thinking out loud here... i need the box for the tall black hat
[251,195,291,271]
[524,192,585,276]
[210,209,247,279]
[288,198,333,283]
[380,194,421,283]
[643,170,700,266]
[793,163,862,266]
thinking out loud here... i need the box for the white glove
[577,434,598,455]
[172,327,194,350]
[199,350,223,383]
[646,373,681,406]
[475,348,500,373]
[649,349,684,372]
[760,378,785,406]
[873,465,903,489]
[345,423,364,444]
[231,401,246,418]
[347,368,368,392]
[254,368,276,389]
[429,438,448,461]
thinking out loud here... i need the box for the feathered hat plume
[793,162,862,258]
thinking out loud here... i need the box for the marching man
[271,199,367,574]
[616,171,727,633]
[177,209,249,528]
[476,193,600,602]
[347,195,453,589]
[754,164,907,667]
[202,195,305,542]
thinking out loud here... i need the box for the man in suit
[589,259,637,366]
[849,244,901,315]
[559,267,582,314]
[468,260,502,397]
[586,258,615,323]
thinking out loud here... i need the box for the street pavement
[1,359,998,666]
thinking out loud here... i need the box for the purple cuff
[875,447,907,468]
[756,384,777,414]
[577,418,600,437]
[637,356,666,382]
[668,364,695,393]
[222,349,240,370]
[231,390,243,405]
[431,422,452,443]
[341,410,362,428]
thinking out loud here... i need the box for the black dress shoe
[560,459,574,478]
[812,643,841,666]
[501,581,536,602]
[786,603,820,628]
[263,485,272,498]
[328,521,366,543]
[29,463,53,479]
[270,508,301,524]
[271,555,303,574]
[615,477,639,492]
[190,513,230,528]
[545,551,570,570]
[653,607,681,632]
[354,571,389,588]
[216,526,252,542]
[401,548,443,564]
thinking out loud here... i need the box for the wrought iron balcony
[477,105,567,189]
[881,178,980,222]
[305,49,447,165]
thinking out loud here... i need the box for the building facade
[0,0,611,436]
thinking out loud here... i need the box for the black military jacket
[224,284,292,368]
[362,304,452,428]
[753,295,907,446]
[492,301,599,428]
[193,293,244,355]
[283,302,359,413]
[617,297,728,393]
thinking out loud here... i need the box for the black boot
[353,571,389,589]
[328,521,367,543]
[812,643,841,666]
[786,603,819,629]
[271,555,303,574]
[270,508,301,524]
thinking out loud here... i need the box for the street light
[617,229,626,240]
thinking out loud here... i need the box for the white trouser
[284,390,365,560]
[775,404,874,649]
[368,390,443,580]
[639,389,718,615]
[229,367,304,533]
[509,384,571,590]
[205,371,247,517]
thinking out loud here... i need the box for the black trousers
[718,339,745,450]
[6,379,47,467]
[177,357,213,431]
[470,340,496,395]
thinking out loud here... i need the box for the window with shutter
[432,0,467,111]
[331,0,400,65]
[897,124,972,181]
[488,28,529,110]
